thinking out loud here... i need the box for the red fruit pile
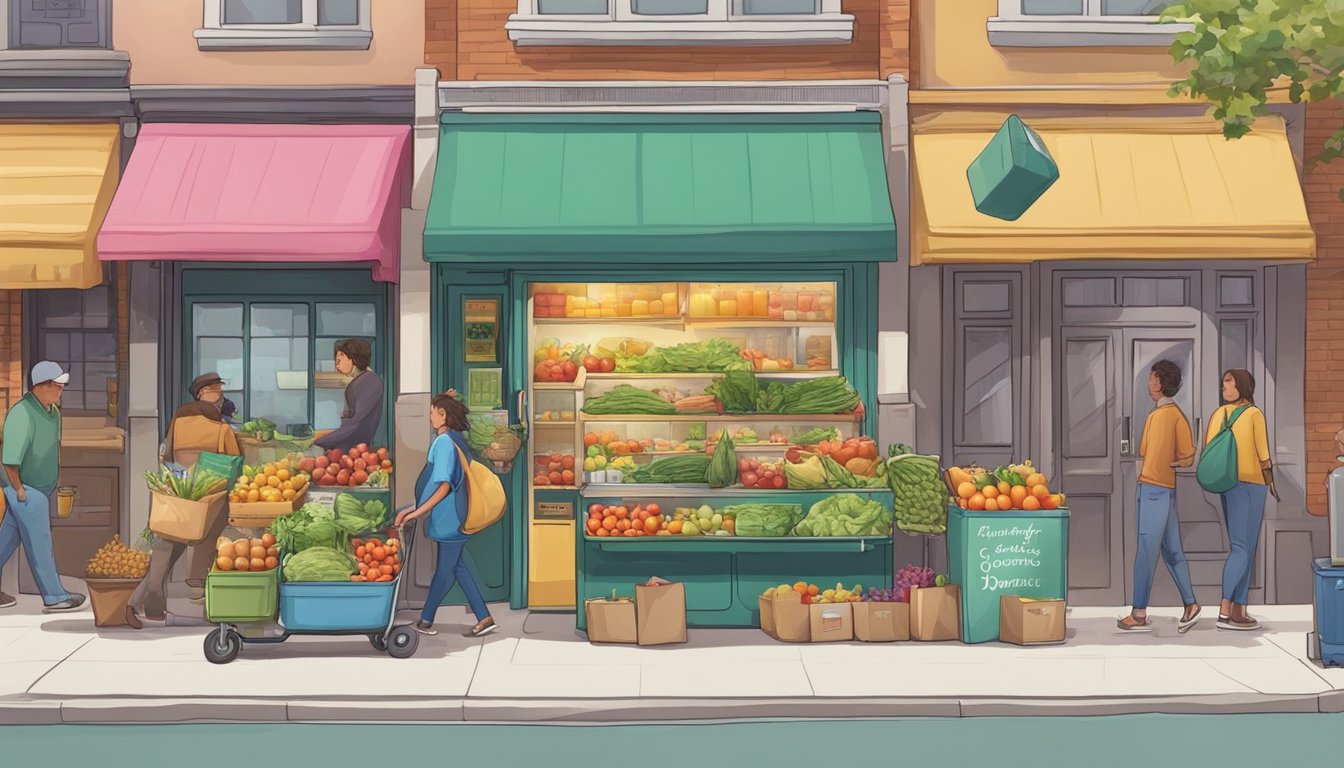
[535,359,579,383]
[739,458,787,490]
[533,453,576,487]
[302,443,393,488]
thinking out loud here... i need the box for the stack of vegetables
[581,373,860,417]
[622,454,712,484]
[791,494,893,537]
[783,437,885,490]
[273,493,391,583]
[756,375,860,414]
[144,465,228,501]
[887,444,948,535]
[615,339,750,374]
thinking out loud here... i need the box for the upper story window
[988,0,1191,47]
[195,0,372,51]
[3,0,112,50]
[506,0,854,46]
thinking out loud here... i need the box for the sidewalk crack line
[25,636,94,695]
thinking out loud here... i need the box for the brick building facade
[1305,100,1344,518]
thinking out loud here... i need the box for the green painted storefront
[424,111,898,619]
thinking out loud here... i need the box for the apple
[326,449,343,464]
[742,471,759,487]
[314,456,329,470]
[355,443,370,455]
[336,469,351,485]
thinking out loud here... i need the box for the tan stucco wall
[916,0,1185,89]
[116,0,424,85]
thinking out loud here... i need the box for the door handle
[1195,417,1201,444]
[1120,416,1131,456]
[517,389,528,431]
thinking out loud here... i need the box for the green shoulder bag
[197,451,244,486]
[1196,405,1251,494]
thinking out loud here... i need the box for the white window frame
[506,0,854,46]
[195,0,372,50]
[987,0,1192,47]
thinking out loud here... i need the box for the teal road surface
[2,715,1336,767]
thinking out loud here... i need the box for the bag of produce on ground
[791,494,893,537]
[887,444,948,536]
[624,455,711,484]
[706,430,739,488]
[721,504,803,537]
[282,546,358,582]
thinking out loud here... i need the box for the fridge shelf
[580,413,862,423]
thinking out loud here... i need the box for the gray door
[1056,326,1124,605]
[1119,328,1229,608]
[11,0,109,48]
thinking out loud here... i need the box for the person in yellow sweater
[1119,360,1200,633]
[1204,368,1278,632]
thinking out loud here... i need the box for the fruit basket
[482,432,524,473]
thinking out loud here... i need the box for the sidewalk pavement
[1,591,1341,725]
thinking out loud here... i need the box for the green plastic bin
[205,567,279,623]
[966,114,1059,222]
[947,504,1069,643]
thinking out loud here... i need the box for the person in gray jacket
[314,339,383,453]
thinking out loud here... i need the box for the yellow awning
[912,113,1315,265]
[0,124,120,289]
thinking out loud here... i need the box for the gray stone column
[126,260,161,544]
[877,74,915,451]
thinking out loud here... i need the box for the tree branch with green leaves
[1164,0,1344,193]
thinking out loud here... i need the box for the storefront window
[32,273,118,413]
[960,327,1013,446]
[188,300,378,433]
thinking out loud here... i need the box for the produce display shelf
[584,370,842,380]
[532,318,835,331]
[685,320,836,330]
[580,413,863,423]
[587,536,887,553]
[532,317,685,327]
[583,483,892,497]
[537,484,580,491]
[533,421,577,427]
[532,381,584,391]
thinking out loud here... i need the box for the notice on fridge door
[465,298,499,363]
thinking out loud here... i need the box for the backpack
[449,437,507,535]
[1196,405,1251,494]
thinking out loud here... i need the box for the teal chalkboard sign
[947,505,1070,643]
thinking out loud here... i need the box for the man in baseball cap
[0,362,84,612]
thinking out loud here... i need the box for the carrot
[351,575,366,582]
[376,575,392,582]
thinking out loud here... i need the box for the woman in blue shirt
[395,391,496,638]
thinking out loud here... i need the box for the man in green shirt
[0,361,84,612]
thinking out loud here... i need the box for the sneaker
[0,592,15,609]
[414,620,438,636]
[1217,615,1260,631]
[464,618,498,638]
[42,594,86,613]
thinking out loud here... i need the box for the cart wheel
[369,633,389,652]
[204,627,241,665]
[387,625,418,659]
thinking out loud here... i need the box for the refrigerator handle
[1195,417,1201,445]
[1120,416,1131,456]
[517,389,528,430]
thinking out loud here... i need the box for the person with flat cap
[127,372,241,627]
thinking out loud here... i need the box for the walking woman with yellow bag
[1201,369,1278,632]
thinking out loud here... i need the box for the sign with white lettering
[947,506,1069,644]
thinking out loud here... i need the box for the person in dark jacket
[313,339,383,453]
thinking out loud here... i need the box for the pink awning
[97,124,410,283]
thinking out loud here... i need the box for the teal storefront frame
[430,262,883,613]
[177,266,395,451]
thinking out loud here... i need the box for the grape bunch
[897,564,937,590]
[865,587,905,602]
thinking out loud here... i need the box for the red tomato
[534,474,550,486]
[561,455,575,470]
[646,503,661,516]
[772,475,786,489]
[741,471,759,487]
[548,471,564,485]
[588,503,605,517]
[598,358,615,373]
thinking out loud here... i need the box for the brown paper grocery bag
[853,601,910,642]
[762,590,810,643]
[809,602,854,643]
[999,596,1066,645]
[149,490,228,544]
[635,577,687,646]
[910,584,961,641]
[585,597,637,644]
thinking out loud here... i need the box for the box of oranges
[228,461,310,527]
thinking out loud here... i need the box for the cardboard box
[585,597,638,644]
[635,577,687,646]
[759,591,810,643]
[910,584,961,641]
[999,596,1066,645]
[227,490,306,528]
[808,602,854,643]
[853,601,910,642]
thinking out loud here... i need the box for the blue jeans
[1220,481,1269,604]
[421,539,490,624]
[0,484,72,605]
[1132,482,1195,610]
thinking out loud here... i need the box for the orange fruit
[1026,473,1047,488]
[968,493,986,511]
[956,481,976,500]
[668,520,684,535]
[1022,495,1042,511]
[794,581,809,593]
[1009,486,1029,508]
[1042,494,1061,510]
[982,485,999,499]
[986,496,1003,511]
[602,516,617,531]
[1032,484,1050,500]
[997,481,1012,496]
[808,584,820,596]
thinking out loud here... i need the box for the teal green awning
[424,113,896,263]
